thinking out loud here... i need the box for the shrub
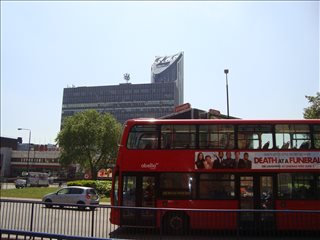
[67,180,112,198]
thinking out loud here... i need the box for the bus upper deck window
[199,125,234,149]
[127,125,159,149]
[275,124,310,149]
[313,125,320,149]
[237,125,273,150]
[161,125,196,149]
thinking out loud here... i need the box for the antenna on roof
[123,73,130,84]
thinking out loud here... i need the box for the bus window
[292,174,315,199]
[238,125,273,150]
[161,125,196,149]
[122,176,137,206]
[312,125,320,149]
[292,125,311,149]
[199,125,234,149]
[275,124,310,149]
[317,176,320,199]
[199,174,235,199]
[277,173,292,198]
[113,175,119,206]
[127,125,159,149]
[142,176,155,207]
[160,173,196,199]
[278,173,316,199]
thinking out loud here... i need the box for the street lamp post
[224,69,230,118]
[18,128,31,174]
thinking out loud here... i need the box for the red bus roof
[124,118,320,125]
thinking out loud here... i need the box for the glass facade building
[151,52,184,105]
[61,52,184,125]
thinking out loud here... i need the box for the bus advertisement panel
[194,151,320,170]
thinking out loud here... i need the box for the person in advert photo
[234,151,242,168]
[213,151,224,168]
[204,155,213,169]
[222,151,235,168]
[239,152,252,169]
[195,152,205,169]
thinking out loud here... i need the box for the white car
[15,178,27,188]
[42,186,100,210]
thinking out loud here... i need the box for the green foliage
[56,110,122,179]
[1,186,110,202]
[67,180,112,197]
[304,92,320,119]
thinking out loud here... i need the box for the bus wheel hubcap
[170,216,183,230]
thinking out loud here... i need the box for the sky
[1,1,319,144]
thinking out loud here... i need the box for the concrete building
[11,144,60,177]
[0,137,60,178]
[61,52,184,125]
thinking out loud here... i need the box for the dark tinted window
[87,189,97,195]
[57,188,70,195]
[161,125,196,149]
[199,174,235,199]
[199,125,234,149]
[160,173,196,199]
[313,125,320,149]
[127,125,158,149]
[278,173,318,199]
[70,188,84,194]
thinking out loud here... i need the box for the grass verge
[0,187,110,203]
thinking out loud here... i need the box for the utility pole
[224,69,230,118]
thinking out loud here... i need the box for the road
[1,200,319,239]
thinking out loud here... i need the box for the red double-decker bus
[110,119,320,233]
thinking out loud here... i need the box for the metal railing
[0,229,109,240]
[0,199,116,239]
[1,199,319,239]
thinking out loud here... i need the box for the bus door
[239,175,275,231]
[121,175,156,227]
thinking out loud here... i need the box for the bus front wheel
[162,212,189,235]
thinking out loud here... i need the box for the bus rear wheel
[162,212,189,235]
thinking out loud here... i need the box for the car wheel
[90,206,96,211]
[77,201,86,210]
[44,199,53,208]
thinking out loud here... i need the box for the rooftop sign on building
[175,103,191,113]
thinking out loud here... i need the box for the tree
[304,92,320,119]
[56,110,122,180]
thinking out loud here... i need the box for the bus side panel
[276,200,320,231]
[110,209,120,225]
[110,167,120,225]
[190,200,238,230]
[156,200,238,230]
